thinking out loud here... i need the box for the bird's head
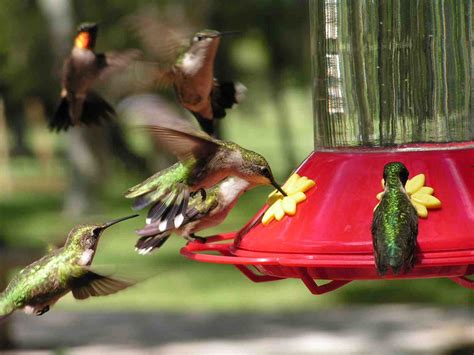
[188,29,240,54]
[74,22,99,50]
[65,214,138,252]
[383,162,410,187]
[238,151,287,196]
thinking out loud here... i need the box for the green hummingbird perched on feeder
[121,95,286,240]
[133,21,246,135]
[50,22,141,131]
[0,215,138,320]
[372,162,419,276]
[135,176,253,254]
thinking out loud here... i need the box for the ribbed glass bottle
[310,0,473,149]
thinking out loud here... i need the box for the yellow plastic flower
[375,173,441,218]
[262,173,316,225]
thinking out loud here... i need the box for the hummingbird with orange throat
[49,22,141,131]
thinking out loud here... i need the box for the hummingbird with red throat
[50,22,141,131]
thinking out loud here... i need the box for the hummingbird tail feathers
[373,242,416,276]
[192,81,246,135]
[49,92,115,131]
[135,233,171,254]
[49,97,71,131]
[193,115,215,135]
[81,91,116,126]
[211,81,247,119]
[142,185,189,229]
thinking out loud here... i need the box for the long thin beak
[271,178,287,196]
[101,214,139,230]
[217,31,242,37]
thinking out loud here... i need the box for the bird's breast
[78,249,94,266]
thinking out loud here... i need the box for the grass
[0,87,471,312]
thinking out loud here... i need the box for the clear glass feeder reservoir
[182,0,474,294]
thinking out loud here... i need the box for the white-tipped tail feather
[174,214,185,229]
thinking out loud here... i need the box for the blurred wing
[0,312,13,323]
[154,67,176,89]
[119,59,176,91]
[145,125,219,161]
[62,55,78,90]
[71,271,135,300]
[119,95,220,160]
[97,49,142,80]
[126,6,193,66]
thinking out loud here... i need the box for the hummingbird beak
[100,214,139,230]
[270,178,287,196]
[217,31,242,38]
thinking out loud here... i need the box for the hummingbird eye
[260,166,271,178]
[194,35,204,42]
[92,228,101,238]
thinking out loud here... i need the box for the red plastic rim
[180,234,474,293]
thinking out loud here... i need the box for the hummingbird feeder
[181,0,474,294]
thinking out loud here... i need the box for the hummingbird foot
[186,234,207,244]
[35,305,50,316]
[191,189,207,201]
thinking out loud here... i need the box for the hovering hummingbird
[371,162,418,276]
[135,176,252,254]
[49,22,141,131]
[132,19,246,135]
[0,215,138,320]
[121,95,285,234]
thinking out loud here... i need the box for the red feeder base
[181,143,474,295]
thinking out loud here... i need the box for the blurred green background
[0,0,470,324]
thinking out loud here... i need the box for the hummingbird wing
[371,204,385,274]
[145,125,220,161]
[70,271,135,300]
[96,49,142,81]
[125,5,198,90]
[0,312,13,323]
[126,6,193,67]
[125,162,188,204]
[119,94,221,161]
